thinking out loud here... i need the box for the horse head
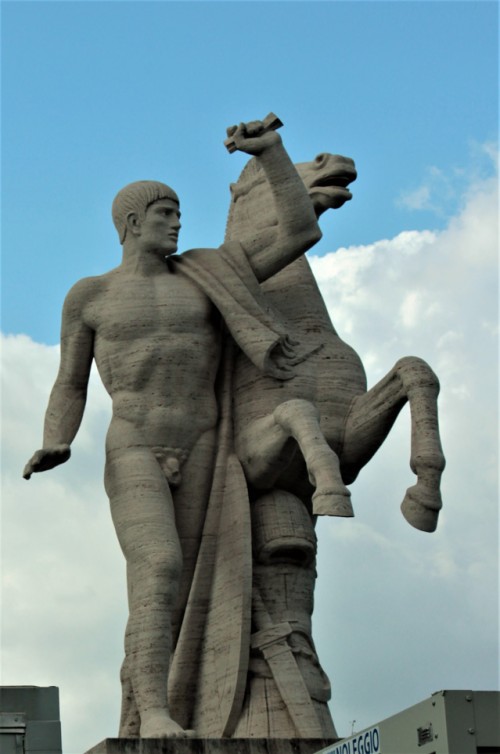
[225,152,357,240]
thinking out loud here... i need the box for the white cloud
[1,167,498,750]
[310,169,498,734]
[397,143,498,218]
[1,337,124,752]
[398,184,432,211]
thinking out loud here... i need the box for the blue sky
[1,3,498,754]
[3,1,497,341]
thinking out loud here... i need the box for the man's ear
[126,212,141,236]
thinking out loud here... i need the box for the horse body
[216,148,446,738]
[226,152,445,531]
[261,254,368,440]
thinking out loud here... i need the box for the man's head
[112,180,179,244]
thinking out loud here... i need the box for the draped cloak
[165,241,303,736]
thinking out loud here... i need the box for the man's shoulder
[177,241,247,269]
[64,269,117,309]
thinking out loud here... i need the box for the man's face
[137,198,181,255]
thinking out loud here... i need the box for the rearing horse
[225,152,445,533]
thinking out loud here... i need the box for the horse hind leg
[341,357,445,532]
[399,358,445,532]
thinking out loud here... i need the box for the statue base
[85,738,337,754]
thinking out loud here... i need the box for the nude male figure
[23,119,322,738]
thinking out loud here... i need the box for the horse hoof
[401,484,441,532]
[313,491,354,518]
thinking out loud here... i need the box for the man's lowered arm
[23,282,95,479]
[228,119,322,282]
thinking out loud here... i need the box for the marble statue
[23,114,445,742]
[222,149,446,737]
[227,151,445,532]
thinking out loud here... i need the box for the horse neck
[261,255,339,336]
[225,194,339,336]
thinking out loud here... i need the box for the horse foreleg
[341,357,445,532]
[237,398,353,518]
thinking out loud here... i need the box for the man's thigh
[173,428,216,548]
[105,446,180,569]
[171,429,216,633]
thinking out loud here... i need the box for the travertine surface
[218,149,445,739]
[227,152,445,533]
[24,115,445,742]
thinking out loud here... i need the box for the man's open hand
[23,444,71,480]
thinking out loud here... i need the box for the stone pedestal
[85,738,337,754]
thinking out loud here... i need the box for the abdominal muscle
[97,332,221,457]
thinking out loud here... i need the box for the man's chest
[85,272,215,339]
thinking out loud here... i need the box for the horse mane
[224,157,268,241]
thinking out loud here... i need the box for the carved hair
[112,180,179,243]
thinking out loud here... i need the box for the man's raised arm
[227,118,322,282]
[23,280,95,480]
